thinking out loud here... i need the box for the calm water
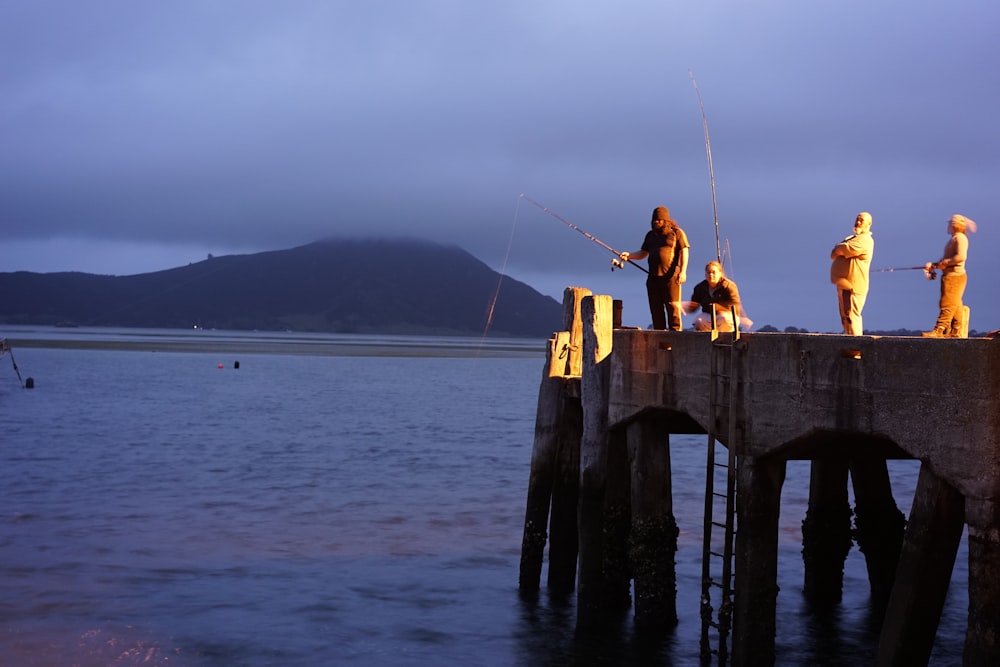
[0,329,967,665]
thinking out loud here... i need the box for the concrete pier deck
[520,288,1000,666]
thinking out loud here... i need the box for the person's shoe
[922,327,946,338]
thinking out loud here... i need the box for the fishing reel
[611,258,625,271]
[924,266,938,280]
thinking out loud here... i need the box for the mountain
[0,239,563,338]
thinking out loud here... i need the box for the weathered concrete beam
[609,331,1000,501]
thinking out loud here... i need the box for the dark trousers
[646,275,682,331]
[935,271,967,332]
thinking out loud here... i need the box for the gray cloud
[1,1,997,332]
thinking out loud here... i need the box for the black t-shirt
[641,226,689,277]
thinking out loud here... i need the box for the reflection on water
[0,330,968,665]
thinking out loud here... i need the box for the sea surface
[0,327,968,666]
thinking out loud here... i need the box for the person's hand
[619,252,630,262]
[925,262,933,271]
[678,272,687,284]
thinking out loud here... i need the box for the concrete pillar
[850,458,907,611]
[876,463,964,666]
[802,459,853,605]
[732,455,786,667]
[576,294,614,628]
[603,425,632,610]
[626,414,678,631]
[964,498,1000,666]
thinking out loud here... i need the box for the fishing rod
[872,265,937,279]
[689,70,721,265]
[519,194,648,273]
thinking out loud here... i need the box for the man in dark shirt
[620,206,690,330]
[683,260,751,332]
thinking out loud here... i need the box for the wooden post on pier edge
[519,288,591,594]
[576,293,616,626]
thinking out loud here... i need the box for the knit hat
[651,206,674,223]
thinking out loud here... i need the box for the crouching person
[683,261,753,332]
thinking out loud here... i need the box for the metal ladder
[700,307,741,665]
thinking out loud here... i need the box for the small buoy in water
[234,361,240,369]
[218,363,224,369]
[25,377,34,389]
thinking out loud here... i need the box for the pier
[519,287,999,666]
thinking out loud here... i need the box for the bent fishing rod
[519,194,648,273]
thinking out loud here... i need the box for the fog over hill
[0,239,563,338]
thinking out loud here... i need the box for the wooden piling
[519,287,591,593]
[576,294,614,627]
[519,333,570,592]
[547,387,581,595]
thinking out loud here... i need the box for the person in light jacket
[830,212,874,335]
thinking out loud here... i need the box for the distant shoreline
[2,335,546,359]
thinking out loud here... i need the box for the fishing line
[689,70,722,266]
[479,197,522,341]
[519,194,647,274]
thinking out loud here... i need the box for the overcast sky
[2,1,997,333]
